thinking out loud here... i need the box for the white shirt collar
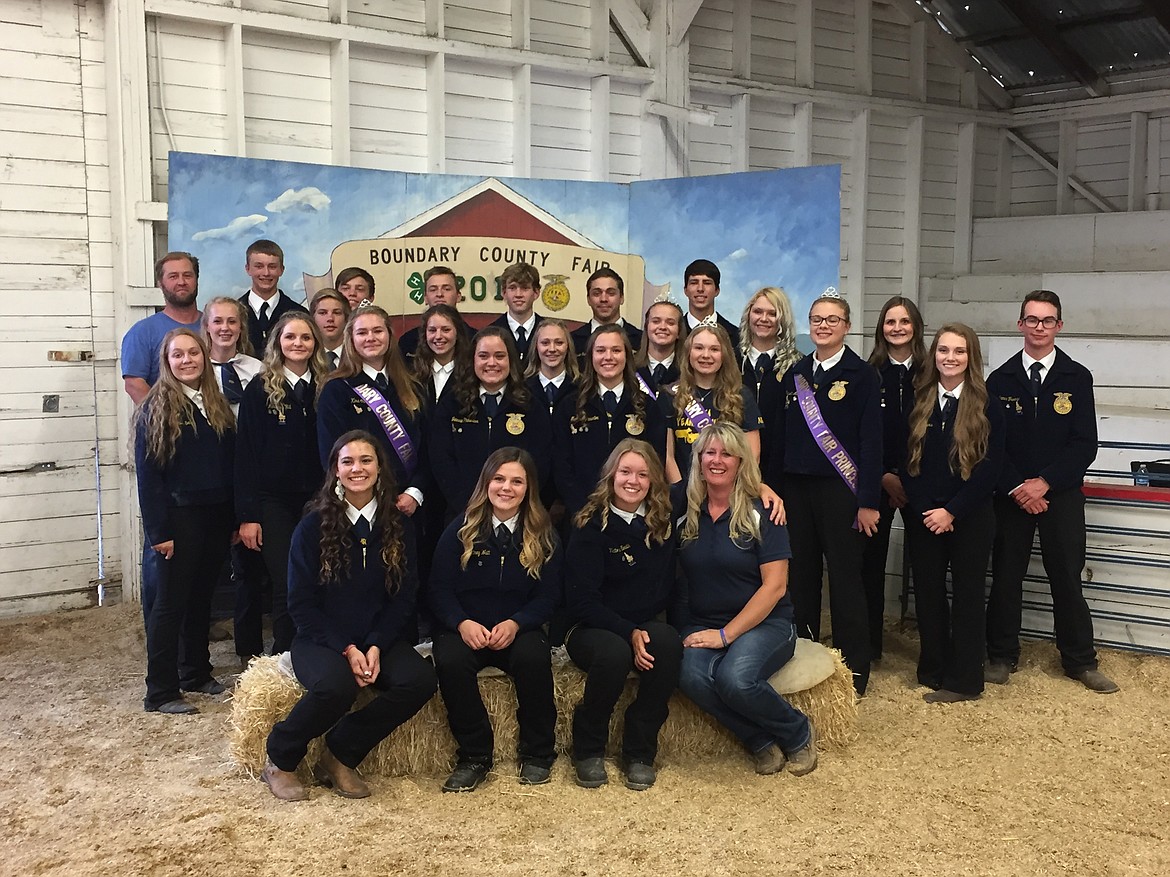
[937,382,964,408]
[180,383,206,416]
[327,345,343,358]
[597,381,625,402]
[609,502,646,524]
[491,514,519,533]
[345,497,378,526]
[541,371,566,389]
[362,363,387,382]
[479,384,505,399]
[590,317,625,333]
[432,360,454,376]
[1022,348,1056,379]
[889,355,912,368]
[747,347,769,367]
[648,353,675,370]
[248,290,278,315]
[283,366,308,387]
[686,311,716,330]
[813,346,845,372]
[507,313,537,336]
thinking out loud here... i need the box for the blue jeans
[679,617,811,755]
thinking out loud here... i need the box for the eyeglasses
[1022,316,1059,328]
[809,314,844,327]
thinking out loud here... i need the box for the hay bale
[228,644,857,779]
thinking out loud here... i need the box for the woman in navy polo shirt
[676,422,816,777]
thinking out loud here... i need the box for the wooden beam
[1005,129,1116,212]
[1129,111,1148,212]
[590,75,610,180]
[909,20,926,103]
[794,0,813,89]
[732,0,751,80]
[731,92,750,172]
[668,0,705,47]
[512,0,530,51]
[426,53,445,173]
[793,102,813,167]
[954,122,976,275]
[1140,0,1170,34]
[645,100,716,126]
[1012,86,1170,124]
[995,129,1013,217]
[590,0,609,62]
[330,38,351,166]
[886,0,1012,109]
[847,109,869,312]
[956,4,1150,46]
[513,63,532,176]
[609,0,650,66]
[1147,117,1162,210]
[854,0,872,96]
[1056,119,1076,214]
[327,0,347,25]
[425,0,443,38]
[223,22,245,157]
[903,116,924,306]
[998,0,1110,98]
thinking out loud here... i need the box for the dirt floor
[0,603,1167,877]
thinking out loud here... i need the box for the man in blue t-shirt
[121,252,203,404]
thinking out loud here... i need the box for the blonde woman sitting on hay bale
[260,430,437,802]
[677,422,817,777]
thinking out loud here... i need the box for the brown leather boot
[314,748,370,799]
[260,760,308,801]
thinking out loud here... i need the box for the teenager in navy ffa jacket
[430,327,553,516]
[763,293,881,696]
[316,303,428,517]
[737,287,801,406]
[489,262,544,368]
[569,268,643,368]
[260,431,438,802]
[409,304,470,410]
[134,329,236,715]
[429,448,563,792]
[984,291,1117,694]
[235,313,327,657]
[553,325,672,517]
[668,321,763,484]
[525,319,579,414]
[860,296,926,661]
[634,298,684,393]
[564,440,681,792]
[903,324,1003,703]
[239,239,306,355]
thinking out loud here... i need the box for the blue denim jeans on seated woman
[679,617,811,756]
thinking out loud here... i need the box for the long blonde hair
[260,313,329,411]
[323,303,421,413]
[738,287,800,375]
[458,447,556,577]
[674,325,745,427]
[135,329,235,464]
[680,422,762,545]
[523,319,581,382]
[905,323,990,481]
[635,300,685,368]
[574,439,673,546]
[200,296,255,357]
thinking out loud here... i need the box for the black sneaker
[442,762,489,793]
[573,757,608,788]
[182,678,226,696]
[622,761,656,791]
[518,762,552,785]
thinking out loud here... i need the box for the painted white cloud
[725,247,749,261]
[266,187,331,213]
[192,214,268,241]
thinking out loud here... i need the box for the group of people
[122,238,1115,804]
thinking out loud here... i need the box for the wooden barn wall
[0,0,1044,615]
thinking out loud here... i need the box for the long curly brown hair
[451,326,532,418]
[571,325,645,430]
[410,304,471,384]
[458,447,556,577]
[135,329,235,464]
[867,296,926,368]
[905,323,990,481]
[574,439,673,546]
[307,430,408,590]
[673,324,745,427]
[259,313,329,411]
[323,303,421,413]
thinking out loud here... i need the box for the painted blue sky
[168,153,839,324]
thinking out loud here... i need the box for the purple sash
[681,396,714,434]
[351,383,418,478]
[636,372,657,401]
[794,374,858,495]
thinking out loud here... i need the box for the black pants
[986,489,1098,673]
[906,499,994,695]
[783,474,871,694]
[433,629,556,768]
[266,638,437,772]
[144,502,234,709]
[565,621,682,764]
[235,491,311,657]
[860,491,904,659]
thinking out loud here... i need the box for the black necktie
[941,393,956,425]
[353,515,372,539]
[813,364,826,386]
[217,362,244,404]
[755,352,772,381]
[292,380,308,405]
[327,351,339,371]
[545,382,558,407]
[602,389,618,415]
[494,522,512,551]
[257,301,270,334]
[1029,362,1043,399]
[515,326,529,358]
[374,372,389,391]
[484,392,500,418]
[652,363,667,384]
